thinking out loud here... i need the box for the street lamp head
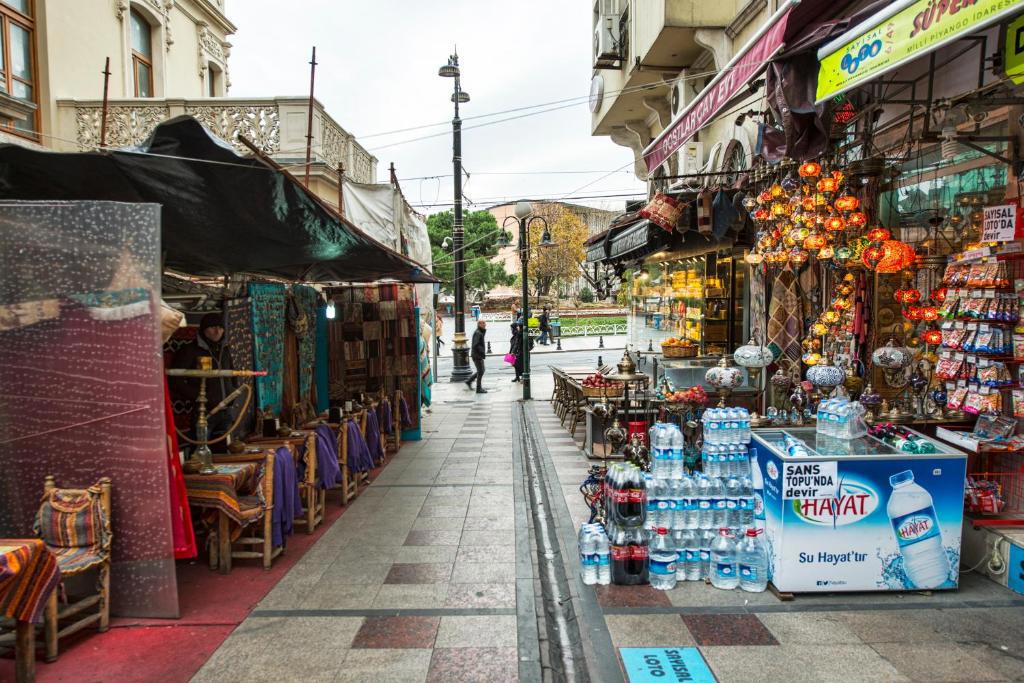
[539,228,554,247]
[496,230,511,248]
[514,201,532,220]
[452,91,470,103]
[438,63,459,78]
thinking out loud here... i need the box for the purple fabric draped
[271,446,303,548]
[346,421,375,472]
[365,410,383,464]
[312,424,343,489]
[378,399,393,434]
[399,395,412,427]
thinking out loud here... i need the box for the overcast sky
[225,0,645,215]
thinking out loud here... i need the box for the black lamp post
[439,52,473,383]
[503,201,552,401]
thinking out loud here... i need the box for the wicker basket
[582,384,624,398]
[661,345,698,358]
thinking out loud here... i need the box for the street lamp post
[505,201,551,401]
[439,52,473,383]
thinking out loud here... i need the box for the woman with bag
[508,321,524,383]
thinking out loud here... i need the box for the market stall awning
[642,0,799,173]
[603,219,674,265]
[0,116,436,284]
[815,0,1024,103]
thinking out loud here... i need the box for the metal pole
[449,53,472,382]
[521,215,531,400]
[303,46,318,188]
[99,57,111,148]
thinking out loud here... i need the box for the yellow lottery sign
[816,0,1024,103]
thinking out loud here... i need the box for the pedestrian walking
[539,307,551,345]
[509,322,524,382]
[435,312,444,351]
[465,319,488,394]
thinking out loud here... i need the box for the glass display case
[750,427,967,593]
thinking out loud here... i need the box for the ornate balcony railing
[55,96,377,183]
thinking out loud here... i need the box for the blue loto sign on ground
[620,648,717,683]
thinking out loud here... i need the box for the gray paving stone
[838,611,952,643]
[450,560,516,583]
[758,613,864,645]
[872,642,1006,682]
[335,649,432,683]
[434,615,518,648]
[606,614,694,647]
[371,584,449,609]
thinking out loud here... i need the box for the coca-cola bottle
[607,463,646,527]
[611,525,649,585]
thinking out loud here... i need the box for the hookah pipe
[166,367,267,475]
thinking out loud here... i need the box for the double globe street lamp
[499,201,551,400]
[439,52,473,382]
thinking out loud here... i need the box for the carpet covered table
[1,539,61,682]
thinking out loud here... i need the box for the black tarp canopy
[0,116,435,283]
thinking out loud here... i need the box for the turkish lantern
[799,161,822,177]
[811,322,829,337]
[825,216,846,231]
[802,352,822,366]
[818,246,835,260]
[874,240,915,273]
[801,197,816,212]
[894,288,922,304]
[770,183,785,198]
[804,233,827,251]
[754,208,770,221]
[817,177,839,193]
[834,194,859,212]
[921,329,942,345]
[866,227,892,243]
[905,306,924,321]
[847,211,868,228]
[834,246,852,263]
[832,297,852,311]
[862,245,885,269]
[758,191,773,204]
[744,251,764,265]
[822,310,841,324]
[921,306,939,321]
[931,287,947,302]
[789,248,810,265]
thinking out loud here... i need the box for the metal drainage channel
[516,402,590,683]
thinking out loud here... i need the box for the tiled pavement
[193,371,1024,683]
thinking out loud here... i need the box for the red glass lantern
[758,191,773,204]
[825,216,846,231]
[862,245,885,269]
[834,195,860,212]
[874,240,915,273]
[866,227,892,243]
[801,197,816,212]
[804,233,827,251]
[931,287,948,303]
[831,170,845,183]
[921,329,943,345]
[894,288,922,304]
[904,306,924,320]
[920,306,938,321]
[799,161,822,177]
[847,211,867,228]
[754,208,770,221]
[817,177,839,193]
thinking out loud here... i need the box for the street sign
[620,647,717,683]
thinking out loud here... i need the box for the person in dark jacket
[170,311,236,441]
[465,319,487,393]
[539,308,551,345]
[509,322,524,382]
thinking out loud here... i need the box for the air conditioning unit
[670,79,688,117]
[593,0,620,67]
[669,141,703,191]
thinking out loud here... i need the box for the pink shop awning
[642,0,797,174]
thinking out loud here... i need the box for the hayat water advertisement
[753,435,967,593]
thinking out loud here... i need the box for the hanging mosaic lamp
[835,194,859,212]
[789,248,810,266]
[862,244,885,269]
[804,233,827,251]
[825,216,846,231]
[931,287,948,302]
[834,246,852,263]
[799,161,822,177]
[744,251,764,265]
[817,176,839,194]
[920,305,939,322]
[921,329,943,345]
[866,227,892,243]
[875,240,916,273]
[847,211,868,228]
[894,288,922,304]
[818,245,835,260]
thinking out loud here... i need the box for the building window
[207,64,217,97]
[130,9,153,97]
[0,0,37,135]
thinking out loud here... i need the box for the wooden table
[183,463,260,574]
[0,539,61,682]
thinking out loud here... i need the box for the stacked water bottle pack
[815,398,868,439]
[579,414,769,593]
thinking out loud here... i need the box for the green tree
[579,286,594,303]
[428,209,512,295]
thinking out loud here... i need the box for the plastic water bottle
[709,477,727,529]
[887,470,950,588]
[750,452,766,531]
[578,525,598,585]
[696,475,713,529]
[704,409,721,445]
[738,476,754,529]
[594,528,611,585]
[735,443,749,477]
[699,529,716,579]
[649,527,678,591]
[680,476,698,529]
[672,529,687,582]
[645,474,660,532]
[670,426,685,478]
[682,529,702,581]
[724,475,741,531]
[710,528,739,590]
[737,528,768,592]
[667,479,683,531]
[740,408,751,442]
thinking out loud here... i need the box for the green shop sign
[816,0,1024,103]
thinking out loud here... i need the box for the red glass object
[834,195,859,212]
[904,306,923,320]
[894,288,921,304]
[921,306,938,321]
[803,233,827,251]
[758,191,773,204]
[817,177,839,193]
[847,211,867,228]
[921,329,942,345]
[798,161,822,177]
[866,227,892,243]
[862,245,885,269]
[825,216,846,231]
[931,287,947,302]
[754,208,771,221]
[874,240,915,273]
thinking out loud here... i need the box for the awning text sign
[642,8,791,173]
[816,0,1024,103]
[982,204,1018,242]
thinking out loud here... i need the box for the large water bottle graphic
[887,470,949,588]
